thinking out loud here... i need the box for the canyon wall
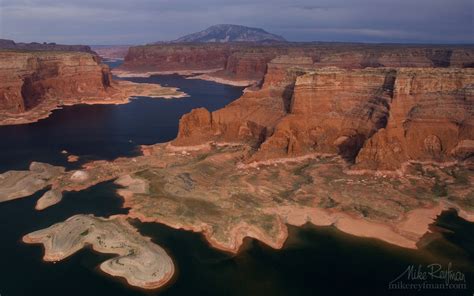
[121,44,234,73]
[92,45,130,59]
[0,51,111,113]
[355,68,474,170]
[173,56,314,146]
[0,39,94,54]
[0,50,185,125]
[174,55,474,170]
[119,43,474,84]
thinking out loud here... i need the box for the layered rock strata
[117,43,474,85]
[0,51,186,125]
[174,56,474,170]
[23,214,175,289]
[0,39,94,53]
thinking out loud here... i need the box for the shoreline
[112,157,474,254]
[22,214,176,290]
[112,68,258,87]
[118,183,465,253]
[186,74,258,87]
[3,140,473,289]
[112,68,224,78]
[0,80,188,126]
[3,141,473,254]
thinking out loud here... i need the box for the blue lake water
[0,73,242,173]
[0,61,472,296]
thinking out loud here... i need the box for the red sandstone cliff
[174,55,474,170]
[355,68,474,170]
[0,39,95,54]
[0,50,185,125]
[173,56,314,146]
[121,44,233,73]
[119,43,474,85]
[0,51,111,113]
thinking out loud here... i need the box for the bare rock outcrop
[355,68,474,169]
[254,67,397,161]
[0,162,65,203]
[173,56,314,146]
[0,51,186,125]
[0,39,94,53]
[120,44,233,74]
[23,214,175,289]
[0,51,112,113]
[118,43,474,86]
[174,54,474,170]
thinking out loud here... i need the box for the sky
[0,0,473,45]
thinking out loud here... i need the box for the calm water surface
[0,71,242,172]
[0,61,472,296]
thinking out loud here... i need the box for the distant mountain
[170,24,287,43]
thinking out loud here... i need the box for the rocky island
[23,214,175,289]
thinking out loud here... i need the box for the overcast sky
[0,0,472,45]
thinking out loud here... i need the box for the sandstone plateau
[0,39,95,53]
[116,43,474,86]
[0,50,186,125]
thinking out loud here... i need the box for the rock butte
[0,50,187,125]
[23,214,175,289]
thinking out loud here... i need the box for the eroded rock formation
[118,43,474,85]
[355,68,474,170]
[23,214,175,289]
[174,55,474,170]
[0,39,94,53]
[0,50,186,125]
[0,51,112,113]
[118,44,233,75]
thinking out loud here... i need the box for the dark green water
[0,61,472,296]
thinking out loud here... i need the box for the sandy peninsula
[2,142,473,255]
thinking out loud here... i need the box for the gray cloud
[0,0,472,45]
